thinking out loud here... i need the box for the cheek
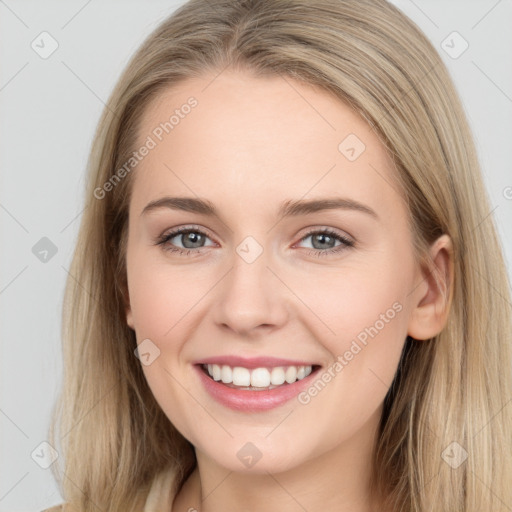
[298,259,409,347]
[126,253,200,430]
[126,251,201,337]
[293,281,407,450]
[299,258,410,401]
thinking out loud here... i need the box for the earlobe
[407,234,454,341]
[120,281,135,330]
[126,308,135,330]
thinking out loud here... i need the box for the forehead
[130,70,403,219]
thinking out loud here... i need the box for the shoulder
[144,464,181,510]
[39,466,180,512]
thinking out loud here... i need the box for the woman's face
[124,69,430,474]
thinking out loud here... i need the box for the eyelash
[155,225,354,258]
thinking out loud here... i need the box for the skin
[124,69,453,511]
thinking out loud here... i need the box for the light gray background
[1,1,511,510]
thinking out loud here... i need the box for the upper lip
[193,355,320,369]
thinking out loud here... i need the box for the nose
[212,244,290,338]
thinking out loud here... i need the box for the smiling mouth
[199,363,321,391]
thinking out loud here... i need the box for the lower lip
[194,364,320,412]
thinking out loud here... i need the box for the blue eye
[155,226,354,257]
[296,228,354,257]
[155,226,215,256]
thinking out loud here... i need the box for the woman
[45,0,512,510]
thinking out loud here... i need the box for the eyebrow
[141,196,379,221]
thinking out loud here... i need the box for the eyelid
[156,224,355,256]
[157,225,352,243]
[156,225,218,247]
[159,224,217,241]
[297,225,354,243]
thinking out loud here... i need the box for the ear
[120,279,135,330]
[126,304,135,330]
[407,234,454,340]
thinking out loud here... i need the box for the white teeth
[270,367,286,385]
[212,364,221,381]
[250,368,271,387]
[232,367,251,386]
[205,364,314,388]
[285,366,297,384]
[220,365,232,384]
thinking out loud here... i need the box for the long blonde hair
[49,0,512,510]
